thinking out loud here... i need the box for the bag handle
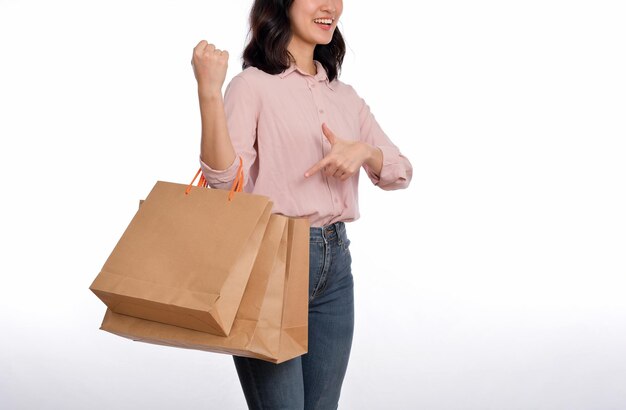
[185,156,244,202]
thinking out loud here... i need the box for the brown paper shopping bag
[90,163,273,336]
[99,215,310,363]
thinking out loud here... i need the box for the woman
[191,0,412,408]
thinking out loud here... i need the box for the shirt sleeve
[353,87,413,190]
[199,75,258,191]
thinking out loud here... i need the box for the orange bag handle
[185,156,244,202]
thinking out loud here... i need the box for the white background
[1,0,625,409]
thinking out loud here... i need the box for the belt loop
[337,221,345,243]
[337,222,343,244]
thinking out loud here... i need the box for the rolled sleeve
[199,75,258,191]
[364,145,412,189]
[199,154,239,190]
[353,87,413,190]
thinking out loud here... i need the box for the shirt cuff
[364,145,406,187]
[199,155,239,187]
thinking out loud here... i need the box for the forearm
[198,88,236,170]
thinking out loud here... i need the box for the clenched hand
[191,40,229,95]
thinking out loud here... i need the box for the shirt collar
[279,60,336,91]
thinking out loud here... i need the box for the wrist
[198,84,223,100]
[363,143,382,169]
[362,142,376,164]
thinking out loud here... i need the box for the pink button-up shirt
[200,60,412,227]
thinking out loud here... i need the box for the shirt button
[319,109,324,114]
[310,84,316,88]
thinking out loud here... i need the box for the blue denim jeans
[233,221,355,409]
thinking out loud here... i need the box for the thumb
[321,122,336,144]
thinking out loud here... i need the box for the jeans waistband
[309,221,347,243]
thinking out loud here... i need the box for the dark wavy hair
[242,0,345,82]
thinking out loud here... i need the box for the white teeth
[313,19,333,25]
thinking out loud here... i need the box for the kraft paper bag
[99,215,310,364]
[90,180,273,336]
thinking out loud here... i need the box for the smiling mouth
[313,18,334,26]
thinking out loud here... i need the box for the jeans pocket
[309,241,326,301]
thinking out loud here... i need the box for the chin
[317,39,333,46]
[313,34,334,45]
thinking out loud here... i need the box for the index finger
[304,157,328,178]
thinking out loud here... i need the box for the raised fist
[191,40,229,93]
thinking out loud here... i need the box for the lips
[315,22,332,31]
[313,18,333,34]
